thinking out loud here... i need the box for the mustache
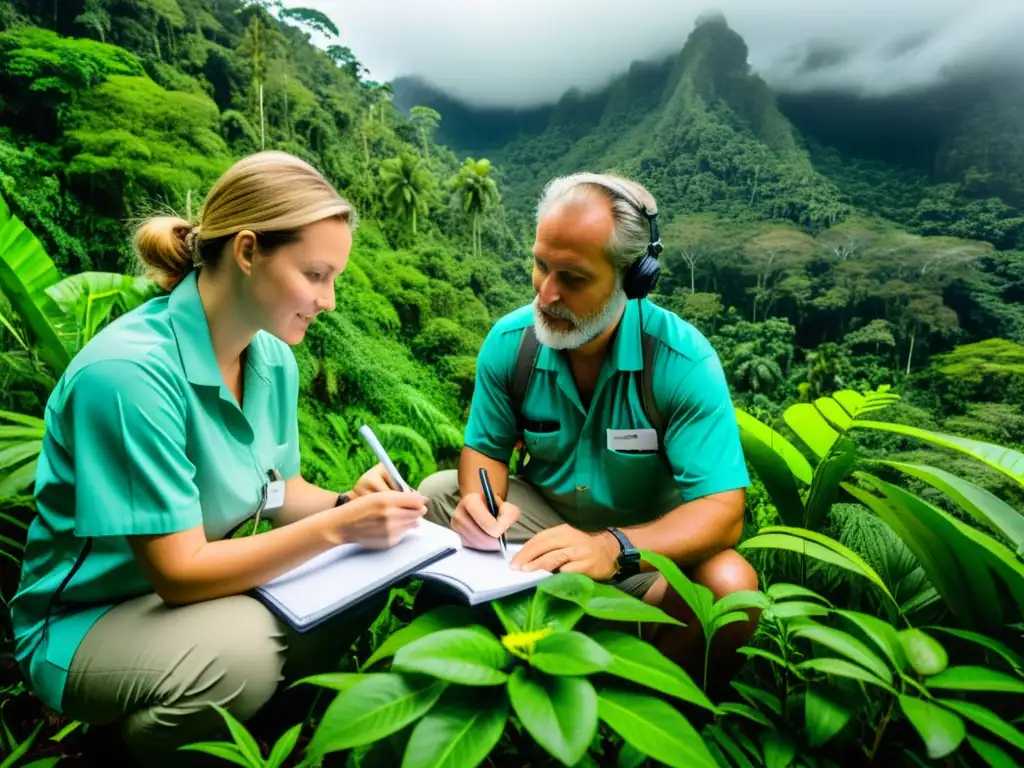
[537,301,578,323]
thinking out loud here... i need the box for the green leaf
[735,408,813,485]
[967,735,1019,768]
[363,606,476,669]
[768,601,831,620]
[738,647,802,676]
[766,583,833,605]
[924,626,1023,674]
[834,610,906,671]
[851,420,1024,490]
[899,695,965,759]
[732,682,783,716]
[804,438,859,530]
[530,630,613,676]
[784,402,841,459]
[796,658,897,694]
[590,630,716,711]
[712,590,770,623]
[572,581,684,626]
[640,549,713,629]
[297,672,389,692]
[618,741,648,768]
[846,474,1013,630]
[177,742,251,767]
[536,572,595,604]
[804,686,854,748]
[308,674,448,755]
[706,724,757,768]
[0,194,71,375]
[266,723,301,768]
[925,666,1024,694]
[597,688,718,768]
[899,629,948,677]
[718,702,773,726]
[507,668,597,767]
[392,628,509,686]
[210,704,261,765]
[401,687,509,768]
[789,623,892,681]
[939,699,1024,751]
[739,528,897,608]
[877,461,1024,553]
[761,730,796,768]
[735,409,810,525]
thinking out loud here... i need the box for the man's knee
[693,549,759,599]
[418,469,460,526]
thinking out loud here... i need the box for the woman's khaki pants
[61,590,385,766]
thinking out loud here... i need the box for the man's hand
[451,492,519,550]
[510,525,620,580]
[350,463,396,499]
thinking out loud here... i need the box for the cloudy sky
[288,0,1024,107]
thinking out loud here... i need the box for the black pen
[478,467,509,560]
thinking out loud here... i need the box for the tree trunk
[283,72,290,141]
[905,327,916,375]
[259,82,265,150]
[690,264,695,294]
[412,208,417,236]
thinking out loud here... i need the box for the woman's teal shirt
[9,270,302,713]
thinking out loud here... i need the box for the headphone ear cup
[623,253,661,300]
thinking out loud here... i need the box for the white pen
[358,425,411,492]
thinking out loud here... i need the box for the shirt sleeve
[463,325,520,463]
[65,358,203,537]
[280,349,302,480]
[660,351,751,503]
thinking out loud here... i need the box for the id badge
[606,428,659,452]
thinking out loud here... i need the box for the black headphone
[623,209,664,300]
[586,179,664,300]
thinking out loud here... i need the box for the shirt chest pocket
[523,429,561,464]
[602,448,669,515]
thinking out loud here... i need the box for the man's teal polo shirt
[464,298,749,530]
[9,269,302,713]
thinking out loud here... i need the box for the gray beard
[532,287,628,350]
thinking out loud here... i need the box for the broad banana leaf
[784,403,840,459]
[0,193,70,374]
[851,421,1024,491]
[875,460,1024,556]
[734,409,808,527]
[0,409,45,498]
[846,472,1024,632]
[45,272,158,353]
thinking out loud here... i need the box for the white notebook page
[258,521,459,622]
[417,543,550,598]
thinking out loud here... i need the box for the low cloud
[289,0,1024,106]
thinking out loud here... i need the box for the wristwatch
[606,527,641,578]
[336,493,350,507]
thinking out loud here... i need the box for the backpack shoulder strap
[510,324,540,426]
[640,330,664,438]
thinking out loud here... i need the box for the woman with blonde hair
[9,151,427,764]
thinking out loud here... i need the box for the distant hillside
[394,13,1024,251]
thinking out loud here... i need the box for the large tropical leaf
[46,272,158,352]
[875,460,1024,555]
[735,409,808,526]
[0,193,70,374]
[784,403,840,459]
[846,473,1024,630]
[851,421,1024,490]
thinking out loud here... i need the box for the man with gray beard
[418,172,757,687]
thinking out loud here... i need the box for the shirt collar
[167,269,273,388]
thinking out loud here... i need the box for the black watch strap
[336,493,350,507]
[607,526,640,576]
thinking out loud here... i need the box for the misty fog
[290,0,1024,108]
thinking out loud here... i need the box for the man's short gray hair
[536,172,658,271]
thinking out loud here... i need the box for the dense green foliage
[1,2,1023,766]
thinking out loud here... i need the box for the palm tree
[447,158,500,258]
[379,153,436,235]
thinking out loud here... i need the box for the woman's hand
[349,463,399,499]
[329,489,428,549]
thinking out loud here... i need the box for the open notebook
[253,520,551,631]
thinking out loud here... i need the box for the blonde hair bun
[132,215,196,292]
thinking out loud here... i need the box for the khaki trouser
[62,589,385,766]
[418,469,660,598]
